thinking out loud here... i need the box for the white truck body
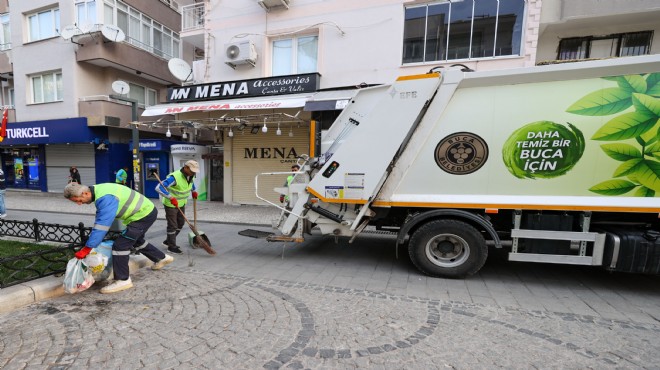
[260,54,660,278]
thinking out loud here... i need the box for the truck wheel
[408,219,487,278]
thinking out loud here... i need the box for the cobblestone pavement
[1,266,660,369]
[2,210,660,369]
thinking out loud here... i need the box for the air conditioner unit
[258,0,290,12]
[224,41,257,69]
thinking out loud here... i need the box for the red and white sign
[142,95,311,117]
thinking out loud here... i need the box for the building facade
[0,0,195,192]
[145,0,659,205]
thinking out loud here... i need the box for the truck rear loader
[258,54,660,278]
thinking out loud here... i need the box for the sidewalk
[5,188,281,225]
[1,188,283,313]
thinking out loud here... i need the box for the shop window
[75,0,97,29]
[272,35,318,76]
[403,0,525,63]
[557,31,653,60]
[30,71,63,104]
[0,13,10,51]
[27,7,60,42]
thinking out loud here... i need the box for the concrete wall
[537,0,660,62]
[201,0,540,88]
[11,0,79,121]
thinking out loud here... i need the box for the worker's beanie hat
[185,160,200,173]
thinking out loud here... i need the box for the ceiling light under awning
[141,93,313,117]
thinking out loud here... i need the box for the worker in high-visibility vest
[280,164,300,204]
[64,182,174,294]
[156,160,199,255]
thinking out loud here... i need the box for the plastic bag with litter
[63,258,95,294]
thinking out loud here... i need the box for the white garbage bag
[63,258,95,294]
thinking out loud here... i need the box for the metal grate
[238,229,275,239]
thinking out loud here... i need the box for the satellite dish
[168,58,193,83]
[101,24,126,42]
[112,80,130,95]
[61,24,79,40]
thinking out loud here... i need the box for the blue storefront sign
[0,117,98,145]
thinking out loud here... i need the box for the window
[403,0,525,63]
[103,0,180,58]
[0,14,10,50]
[128,82,157,107]
[30,71,63,103]
[75,0,97,28]
[27,8,60,42]
[272,35,318,76]
[5,88,14,107]
[558,31,654,60]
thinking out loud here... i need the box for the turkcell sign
[167,73,320,103]
[5,127,50,139]
[0,117,96,145]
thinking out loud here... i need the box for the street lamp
[109,94,141,193]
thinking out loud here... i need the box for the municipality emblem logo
[434,132,488,175]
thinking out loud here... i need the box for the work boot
[152,254,174,270]
[168,245,183,255]
[100,278,133,294]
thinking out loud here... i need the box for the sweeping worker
[115,166,128,186]
[64,182,174,294]
[156,160,199,255]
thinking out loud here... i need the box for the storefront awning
[304,89,359,111]
[141,93,314,117]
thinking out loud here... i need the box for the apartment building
[142,0,659,205]
[0,0,195,192]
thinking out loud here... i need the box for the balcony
[181,3,205,50]
[75,32,177,85]
[79,96,172,131]
[0,49,11,77]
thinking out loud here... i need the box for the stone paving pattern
[2,264,660,369]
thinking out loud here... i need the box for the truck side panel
[378,56,660,212]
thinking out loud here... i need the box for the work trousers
[112,208,165,280]
[164,205,185,247]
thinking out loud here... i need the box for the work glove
[192,191,198,199]
[75,246,92,260]
[279,194,285,203]
[170,197,179,207]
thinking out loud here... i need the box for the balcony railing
[182,3,205,32]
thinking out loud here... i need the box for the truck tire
[408,219,487,278]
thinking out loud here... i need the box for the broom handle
[194,198,197,229]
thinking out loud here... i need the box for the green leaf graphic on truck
[567,73,660,196]
[503,121,585,179]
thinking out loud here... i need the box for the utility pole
[110,95,142,193]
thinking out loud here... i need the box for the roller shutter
[46,144,95,192]
[232,126,309,205]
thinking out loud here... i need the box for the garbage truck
[257,54,660,278]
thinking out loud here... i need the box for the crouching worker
[64,183,174,294]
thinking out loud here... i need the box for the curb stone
[0,255,152,314]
